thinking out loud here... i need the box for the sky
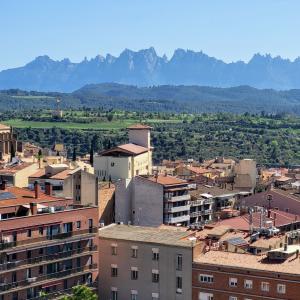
[1,0,300,70]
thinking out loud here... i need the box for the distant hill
[2,48,300,92]
[1,84,300,114]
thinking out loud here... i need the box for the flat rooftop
[99,224,195,248]
[193,248,300,275]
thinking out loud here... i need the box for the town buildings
[115,175,191,227]
[99,224,198,300]
[29,164,98,206]
[94,124,153,181]
[0,181,98,300]
[0,161,38,188]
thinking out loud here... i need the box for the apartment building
[193,246,300,300]
[115,175,191,227]
[0,181,98,300]
[99,224,199,300]
[29,164,98,206]
[94,124,153,181]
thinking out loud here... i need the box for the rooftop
[0,123,10,131]
[193,248,300,275]
[146,174,187,186]
[0,186,66,208]
[0,162,35,174]
[101,143,149,156]
[207,209,299,231]
[99,224,195,248]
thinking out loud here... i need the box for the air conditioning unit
[27,277,37,283]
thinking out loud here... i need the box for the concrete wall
[132,177,163,226]
[115,179,133,224]
[14,163,39,187]
[99,237,193,300]
[129,129,151,148]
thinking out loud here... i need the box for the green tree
[60,285,98,300]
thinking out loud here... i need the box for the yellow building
[94,124,153,181]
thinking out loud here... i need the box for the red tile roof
[208,209,300,231]
[0,186,67,208]
[0,163,35,174]
[186,166,211,174]
[0,123,10,130]
[127,124,153,130]
[101,143,149,156]
[242,189,300,215]
[50,169,72,180]
[147,175,187,186]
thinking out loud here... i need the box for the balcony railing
[0,245,97,272]
[0,264,97,293]
[164,204,191,213]
[165,194,191,202]
[0,227,97,252]
[165,215,190,224]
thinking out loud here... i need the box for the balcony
[165,205,191,213]
[165,194,191,202]
[0,264,97,294]
[0,227,97,252]
[165,215,190,224]
[0,245,97,273]
[190,211,202,218]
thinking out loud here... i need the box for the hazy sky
[1,0,300,70]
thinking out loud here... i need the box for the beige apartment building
[99,224,198,300]
[94,124,153,181]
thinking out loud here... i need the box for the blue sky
[1,0,300,70]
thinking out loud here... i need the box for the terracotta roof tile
[0,163,34,174]
[0,186,66,208]
[0,123,10,130]
[147,175,187,186]
[101,143,149,156]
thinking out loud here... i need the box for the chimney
[34,181,40,199]
[0,180,7,190]
[273,212,276,227]
[284,235,288,251]
[45,182,52,196]
[30,202,37,215]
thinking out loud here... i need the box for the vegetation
[1,84,300,114]
[60,285,98,300]
[1,109,299,167]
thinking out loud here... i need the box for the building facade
[99,224,197,300]
[0,182,98,300]
[94,124,153,181]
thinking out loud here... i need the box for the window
[244,279,253,289]
[152,270,159,283]
[176,276,182,294]
[27,250,31,259]
[152,293,159,300]
[12,253,17,260]
[76,221,81,229]
[261,282,270,292]
[111,162,115,167]
[131,246,138,258]
[39,247,44,255]
[27,229,32,237]
[12,272,17,283]
[39,265,43,274]
[111,264,118,277]
[12,292,18,300]
[277,284,286,294]
[39,227,43,235]
[152,248,159,261]
[229,278,237,287]
[229,297,237,300]
[111,244,117,255]
[199,274,214,283]
[131,267,138,280]
[176,254,183,271]
[131,290,138,300]
[199,292,213,300]
[111,290,118,300]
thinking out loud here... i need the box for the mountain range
[2,48,300,92]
